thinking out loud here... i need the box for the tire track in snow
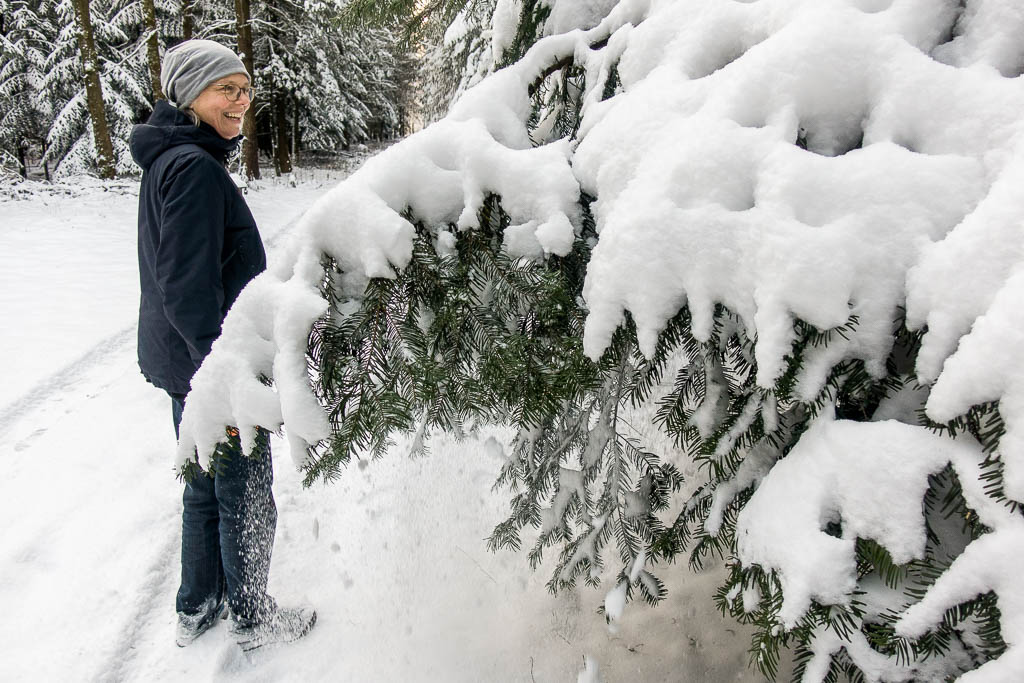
[263,209,303,249]
[0,325,136,436]
[89,530,180,683]
[26,205,317,680]
[2,183,339,679]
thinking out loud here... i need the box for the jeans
[171,392,277,624]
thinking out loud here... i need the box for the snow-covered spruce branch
[487,342,684,600]
[179,1,1024,680]
[175,0,639,468]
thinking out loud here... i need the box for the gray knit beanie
[160,40,249,109]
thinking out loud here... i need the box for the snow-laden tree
[40,0,150,176]
[407,0,618,127]
[339,0,554,126]
[72,0,117,178]
[115,0,189,102]
[414,0,499,124]
[183,0,409,177]
[0,0,55,178]
[257,1,405,159]
[177,1,1024,680]
[0,0,408,179]
[2,0,196,178]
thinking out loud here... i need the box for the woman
[130,39,315,649]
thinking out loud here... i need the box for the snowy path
[1,173,769,682]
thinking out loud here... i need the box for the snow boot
[230,606,317,652]
[175,600,227,647]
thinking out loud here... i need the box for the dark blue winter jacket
[130,100,266,395]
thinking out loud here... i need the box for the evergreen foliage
[0,0,54,177]
[43,0,149,176]
[416,0,496,124]
[269,7,403,151]
[274,3,1021,681]
[338,0,499,126]
[307,192,595,481]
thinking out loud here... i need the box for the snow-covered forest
[4,0,1024,681]
[0,0,411,180]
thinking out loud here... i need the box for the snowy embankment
[0,171,769,682]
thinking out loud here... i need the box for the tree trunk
[273,91,291,175]
[182,0,195,40]
[142,0,163,100]
[72,0,116,179]
[291,94,299,164]
[260,0,291,177]
[269,81,279,176]
[16,144,27,179]
[234,0,260,180]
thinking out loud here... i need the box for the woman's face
[190,73,251,140]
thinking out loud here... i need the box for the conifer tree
[70,0,115,178]
[417,0,496,123]
[184,0,408,177]
[181,0,195,40]
[178,2,1024,682]
[0,0,54,178]
[340,0,495,124]
[0,0,408,179]
[233,0,258,179]
[141,0,162,100]
[31,0,149,176]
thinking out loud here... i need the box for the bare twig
[455,545,497,584]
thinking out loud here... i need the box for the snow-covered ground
[0,168,775,682]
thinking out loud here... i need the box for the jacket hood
[130,100,242,171]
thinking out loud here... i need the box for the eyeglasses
[213,83,255,102]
